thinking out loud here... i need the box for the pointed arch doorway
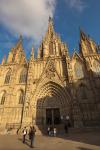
[34,82,71,126]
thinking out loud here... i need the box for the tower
[79,29,97,56]
[7,35,26,64]
[37,17,69,59]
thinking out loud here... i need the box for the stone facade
[0,18,100,132]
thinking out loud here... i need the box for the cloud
[65,0,86,12]
[0,0,56,45]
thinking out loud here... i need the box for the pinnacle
[49,16,53,23]
[48,16,54,34]
[31,47,34,55]
[15,34,24,52]
[30,46,34,61]
[80,29,90,41]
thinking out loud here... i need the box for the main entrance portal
[46,108,60,125]
[34,81,71,127]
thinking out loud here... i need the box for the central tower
[37,17,69,58]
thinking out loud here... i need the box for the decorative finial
[31,46,34,55]
[49,16,52,22]
[19,34,22,42]
[30,46,35,60]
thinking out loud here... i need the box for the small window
[1,92,6,105]
[4,70,11,84]
[19,69,27,83]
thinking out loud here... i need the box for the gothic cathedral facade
[0,18,100,132]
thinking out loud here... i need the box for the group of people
[17,120,71,148]
[22,126,36,148]
[47,126,57,136]
[47,121,71,136]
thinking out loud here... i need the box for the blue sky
[0,0,100,62]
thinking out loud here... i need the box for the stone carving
[45,61,55,79]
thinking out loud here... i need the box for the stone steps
[34,126,100,135]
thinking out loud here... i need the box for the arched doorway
[34,82,71,126]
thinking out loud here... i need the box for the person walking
[47,126,50,136]
[29,126,36,148]
[64,123,68,133]
[22,127,27,143]
[53,127,57,137]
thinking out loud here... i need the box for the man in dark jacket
[29,126,36,148]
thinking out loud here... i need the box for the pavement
[0,131,100,150]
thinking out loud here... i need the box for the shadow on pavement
[56,131,100,147]
[18,137,31,148]
[78,147,93,150]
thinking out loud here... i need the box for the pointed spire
[15,34,23,49]
[31,47,35,58]
[19,34,22,41]
[49,16,52,22]
[1,55,6,65]
[30,46,35,61]
[61,42,69,57]
[80,28,88,41]
[48,16,54,34]
[6,34,27,64]
[38,16,69,58]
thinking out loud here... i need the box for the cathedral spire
[38,17,69,58]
